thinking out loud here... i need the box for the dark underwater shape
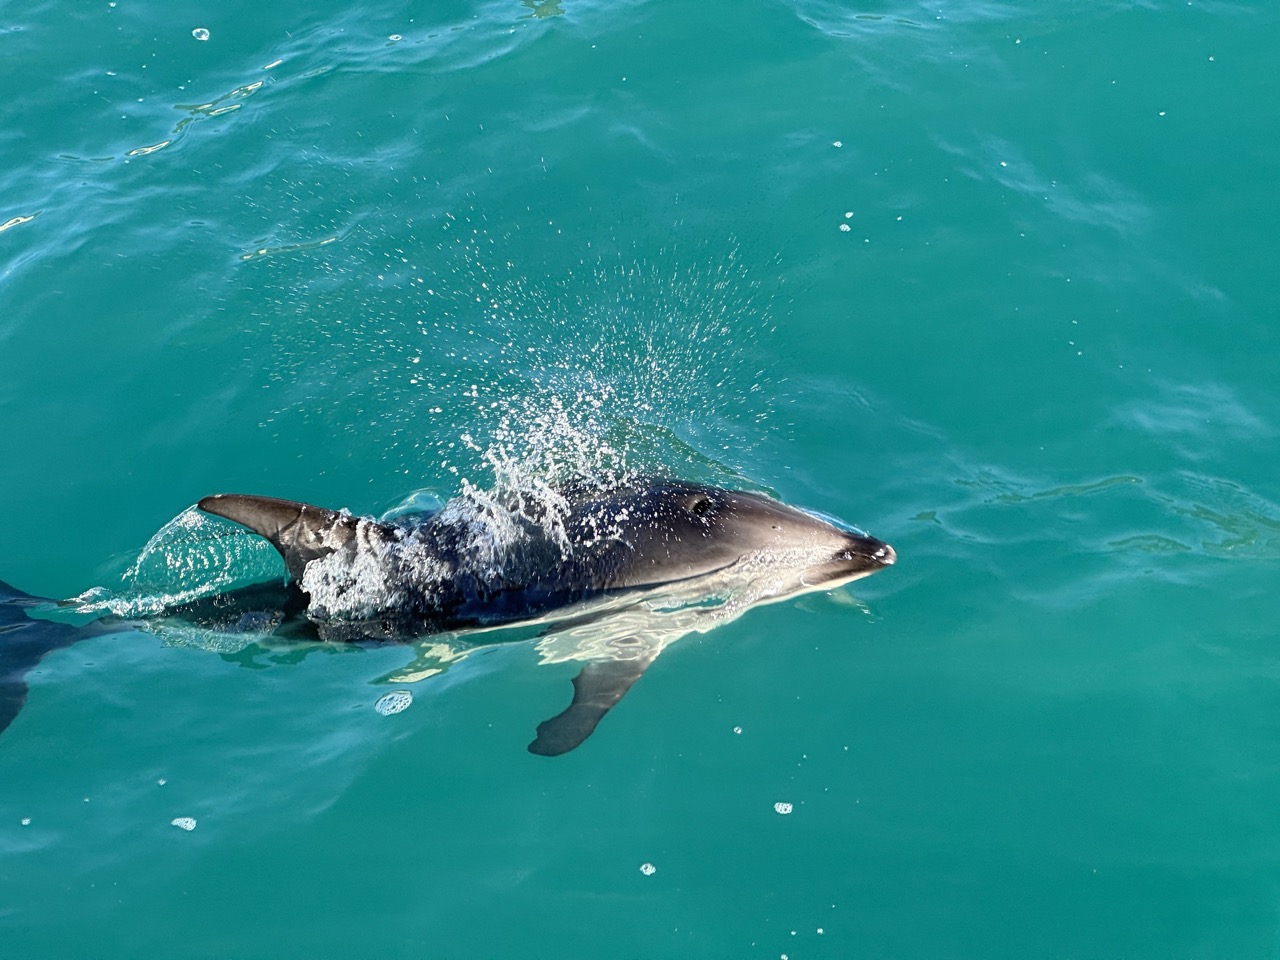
[0,580,88,736]
[1,478,895,753]
[528,655,655,756]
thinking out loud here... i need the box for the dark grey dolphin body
[2,478,895,754]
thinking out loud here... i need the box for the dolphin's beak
[834,534,896,574]
[803,532,895,588]
[872,542,896,566]
[839,537,890,568]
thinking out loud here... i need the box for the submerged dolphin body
[1,478,895,754]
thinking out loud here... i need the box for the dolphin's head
[567,479,894,594]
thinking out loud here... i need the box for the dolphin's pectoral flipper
[0,580,85,736]
[198,494,391,583]
[528,654,655,756]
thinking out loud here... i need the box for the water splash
[72,506,284,620]
[427,236,779,486]
[252,214,780,493]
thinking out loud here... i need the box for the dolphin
[1,477,894,754]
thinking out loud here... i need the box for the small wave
[71,506,286,620]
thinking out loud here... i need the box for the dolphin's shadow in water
[1,477,895,755]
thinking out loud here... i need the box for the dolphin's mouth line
[802,566,875,589]
[625,556,741,592]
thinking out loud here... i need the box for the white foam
[301,530,407,619]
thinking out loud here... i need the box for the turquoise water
[3,0,1280,956]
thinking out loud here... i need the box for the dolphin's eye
[689,496,713,518]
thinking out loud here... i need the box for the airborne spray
[253,214,782,493]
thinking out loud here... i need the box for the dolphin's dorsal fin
[528,654,655,756]
[198,494,371,583]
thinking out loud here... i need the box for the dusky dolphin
[1,477,894,754]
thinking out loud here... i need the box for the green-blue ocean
[3,1,1279,957]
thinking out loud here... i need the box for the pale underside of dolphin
[1,478,894,755]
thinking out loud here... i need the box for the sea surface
[2,1,1279,958]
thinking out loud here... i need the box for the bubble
[171,817,197,831]
[639,862,656,876]
[192,27,210,41]
[375,690,414,715]
[773,802,793,815]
